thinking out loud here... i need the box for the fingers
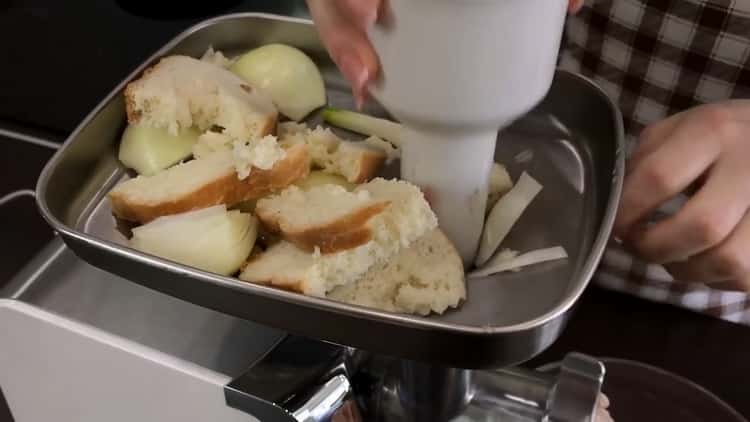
[627,112,686,173]
[307,0,381,108]
[614,113,723,238]
[628,155,750,263]
[340,0,380,30]
[568,0,585,14]
[594,393,614,422]
[665,212,750,291]
[337,0,382,97]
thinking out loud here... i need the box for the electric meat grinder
[24,11,625,422]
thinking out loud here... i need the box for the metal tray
[36,13,624,369]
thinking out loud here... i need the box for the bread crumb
[232,135,287,179]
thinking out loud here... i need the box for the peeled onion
[294,170,356,191]
[118,124,200,176]
[476,172,542,266]
[469,246,568,278]
[487,163,513,212]
[323,107,404,147]
[130,205,257,276]
[230,44,326,121]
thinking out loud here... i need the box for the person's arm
[614,100,750,292]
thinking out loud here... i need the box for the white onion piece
[469,246,568,278]
[488,163,513,197]
[230,44,326,121]
[130,205,257,276]
[294,170,355,191]
[322,107,404,147]
[475,172,542,266]
[486,163,513,212]
[118,124,200,176]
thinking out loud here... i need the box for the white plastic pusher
[368,0,568,265]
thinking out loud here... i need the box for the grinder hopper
[368,0,569,264]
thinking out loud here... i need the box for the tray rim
[35,12,625,336]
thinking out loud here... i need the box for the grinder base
[225,336,606,422]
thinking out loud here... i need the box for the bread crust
[256,200,390,254]
[109,144,310,223]
[349,150,386,184]
[239,250,307,294]
[287,226,373,254]
[124,59,164,124]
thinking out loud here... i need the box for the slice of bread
[109,143,309,223]
[254,177,435,254]
[240,229,465,315]
[328,229,466,316]
[355,178,438,249]
[124,55,277,141]
[240,178,438,297]
[333,141,387,183]
[238,240,320,295]
[281,126,386,183]
[255,184,390,253]
[239,238,390,297]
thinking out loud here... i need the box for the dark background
[0,0,308,138]
[1,1,749,421]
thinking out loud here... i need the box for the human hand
[614,101,750,292]
[306,0,585,108]
[595,393,614,422]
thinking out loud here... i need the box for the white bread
[255,184,390,253]
[238,241,326,297]
[328,229,465,315]
[240,229,464,315]
[232,135,288,179]
[239,177,437,296]
[124,55,277,140]
[355,178,438,249]
[239,238,393,298]
[281,125,385,183]
[109,143,309,223]
[192,133,288,176]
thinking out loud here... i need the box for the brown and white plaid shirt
[559,0,750,324]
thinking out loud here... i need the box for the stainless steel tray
[36,13,624,369]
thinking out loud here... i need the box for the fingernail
[338,53,368,90]
[338,53,370,109]
[354,93,365,111]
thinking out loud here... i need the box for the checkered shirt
[558,0,750,324]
